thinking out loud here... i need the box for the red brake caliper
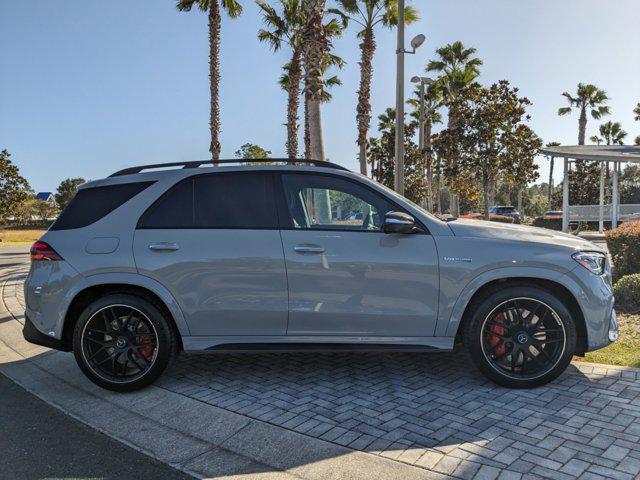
[488,312,506,358]
[137,334,154,359]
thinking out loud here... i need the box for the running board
[182,336,455,353]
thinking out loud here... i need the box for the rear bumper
[22,313,68,351]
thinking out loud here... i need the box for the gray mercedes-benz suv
[23,159,618,391]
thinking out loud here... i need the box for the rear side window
[50,182,153,231]
[138,172,277,229]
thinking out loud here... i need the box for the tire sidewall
[464,285,577,388]
[72,293,175,392]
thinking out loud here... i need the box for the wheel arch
[60,277,188,352]
[449,275,588,355]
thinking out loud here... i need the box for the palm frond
[222,0,243,18]
[557,107,572,116]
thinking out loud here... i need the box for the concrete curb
[0,270,446,479]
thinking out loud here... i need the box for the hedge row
[459,213,515,224]
[614,274,640,313]
[606,221,640,280]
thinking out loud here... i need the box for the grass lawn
[0,229,45,247]
[574,313,640,368]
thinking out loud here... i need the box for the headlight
[572,251,606,275]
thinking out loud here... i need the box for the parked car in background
[489,206,521,224]
[23,159,617,392]
[543,210,563,219]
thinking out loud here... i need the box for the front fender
[438,266,580,337]
[54,272,191,338]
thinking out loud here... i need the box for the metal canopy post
[612,161,619,229]
[599,162,605,233]
[562,157,569,233]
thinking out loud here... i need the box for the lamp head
[410,34,426,50]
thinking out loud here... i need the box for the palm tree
[599,120,628,185]
[635,136,640,146]
[302,0,329,160]
[257,0,305,159]
[599,121,627,146]
[407,85,441,211]
[545,141,560,210]
[557,83,610,145]
[177,0,243,161]
[426,41,482,216]
[281,51,345,158]
[634,102,640,122]
[330,0,418,175]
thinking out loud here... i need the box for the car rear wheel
[463,285,577,388]
[72,294,177,392]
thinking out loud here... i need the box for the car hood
[447,219,604,252]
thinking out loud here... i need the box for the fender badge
[443,257,472,262]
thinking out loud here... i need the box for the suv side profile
[23,160,618,391]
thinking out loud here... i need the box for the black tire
[463,285,577,388]
[72,293,178,392]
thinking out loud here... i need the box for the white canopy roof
[541,145,640,163]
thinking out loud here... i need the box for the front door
[133,172,288,336]
[277,172,439,337]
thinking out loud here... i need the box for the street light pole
[411,76,434,210]
[393,2,425,196]
[393,0,405,195]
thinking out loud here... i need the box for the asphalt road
[0,246,192,480]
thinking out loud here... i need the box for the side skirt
[182,336,455,353]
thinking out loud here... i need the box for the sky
[1,0,639,193]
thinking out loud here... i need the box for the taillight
[30,241,63,261]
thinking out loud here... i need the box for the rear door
[276,172,440,337]
[133,171,288,336]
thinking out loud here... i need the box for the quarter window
[280,174,396,231]
[51,182,153,231]
[138,172,277,229]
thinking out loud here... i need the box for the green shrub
[606,222,640,279]
[489,214,514,224]
[614,274,640,313]
[533,216,562,230]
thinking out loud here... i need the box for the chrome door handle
[149,242,179,252]
[294,244,325,254]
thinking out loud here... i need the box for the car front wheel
[464,285,577,388]
[72,293,177,392]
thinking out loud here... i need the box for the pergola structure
[540,145,640,233]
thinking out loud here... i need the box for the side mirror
[383,211,415,234]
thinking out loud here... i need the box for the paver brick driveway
[3,259,640,480]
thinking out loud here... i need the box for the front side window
[138,172,277,229]
[280,174,396,231]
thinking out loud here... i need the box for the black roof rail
[109,158,349,177]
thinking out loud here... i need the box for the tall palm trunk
[302,0,328,161]
[548,156,554,210]
[286,47,303,159]
[578,107,587,145]
[447,105,460,217]
[356,26,375,175]
[208,1,222,160]
[435,154,442,213]
[304,97,311,158]
[424,116,433,211]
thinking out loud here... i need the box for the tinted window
[280,174,396,231]
[139,178,194,228]
[50,182,153,231]
[138,173,277,229]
